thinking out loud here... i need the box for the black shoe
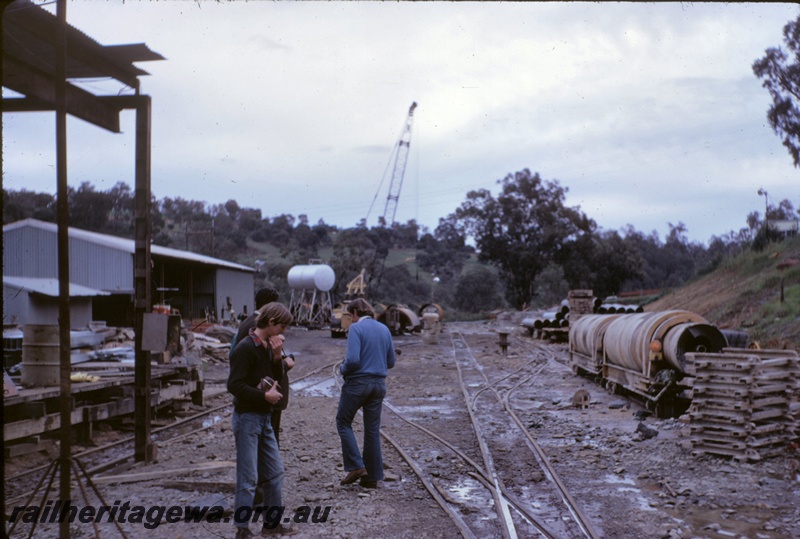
[235,527,255,539]
[340,467,367,485]
[359,478,378,488]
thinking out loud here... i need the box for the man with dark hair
[336,298,397,488]
[232,288,279,353]
[230,287,293,446]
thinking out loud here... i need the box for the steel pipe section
[603,311,726,374]
[287,264,336,291]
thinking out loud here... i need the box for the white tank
[287,264,336,291]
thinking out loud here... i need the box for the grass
[647,235,800,348]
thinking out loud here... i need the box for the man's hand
[267,334,285,355]
[263,381,283,404]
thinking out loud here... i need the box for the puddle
[293,376,338,397]
[446,477,485,504]
[674,506,789,539]
[202,415,222,428]
[602,474,654,511]
[603,473,635,485]
[391,404,457,418]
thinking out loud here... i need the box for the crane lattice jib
[382,101,417,226]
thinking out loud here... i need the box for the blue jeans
[232,411,284,529]
[336,376,386,481]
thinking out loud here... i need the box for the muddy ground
[4,320,800,539]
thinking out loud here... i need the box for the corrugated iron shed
[4,218,256,273]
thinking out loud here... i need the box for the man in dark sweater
[227,303,296,538]
[230,288,294,446]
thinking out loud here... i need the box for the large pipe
[602,311,726,374]
[569,314,622,359]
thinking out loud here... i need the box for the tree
[3,188,56,223]
[68,181,113,232]
[453,266,502,313]
[753,14,800,168]
[453,169,593,309]
[371,264,431,305]
[557,229,645,299]
[416,216,471,282]
[329,227,382,298]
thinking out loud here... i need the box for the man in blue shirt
[336,298,397,488]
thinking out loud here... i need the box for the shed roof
[4,275,110,297]
[4,219,255,273]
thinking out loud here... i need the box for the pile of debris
[686,348,800,462]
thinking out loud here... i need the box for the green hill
[645,235,800,349]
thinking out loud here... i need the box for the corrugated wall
[3,226,133,291]
[3,225,57,278]
[69,236,134,292]
[216,268,255,321]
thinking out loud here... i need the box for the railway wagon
[569,310,728,417]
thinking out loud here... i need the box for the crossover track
[346,331,603,539]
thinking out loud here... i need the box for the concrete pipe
[661,321,728,371]
[569,314,622,358]
[287,264,336,291]
[521,318,544,330]
[603,311,723,374]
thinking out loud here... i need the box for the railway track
[315,329,601,539]
[4,360,341,514]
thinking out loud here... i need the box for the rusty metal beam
[2,56,122,132]
[131,95,155,463]
[4,1,143,90]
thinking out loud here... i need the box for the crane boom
[381,101,417,226]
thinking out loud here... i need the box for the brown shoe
[261,524,298,536]
[340,467,367,485]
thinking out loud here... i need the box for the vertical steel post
[54,1,72,537]
[134,96,155,462]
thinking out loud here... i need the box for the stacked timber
[567,289,595,322]
[686,348,799,462]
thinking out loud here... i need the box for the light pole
[757,188,768,237]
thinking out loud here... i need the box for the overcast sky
[3,1,799,244]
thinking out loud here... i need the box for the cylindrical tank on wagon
[602,311,716,373]
[569,314,622,357]
[287,264,336,291]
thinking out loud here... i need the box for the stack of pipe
[521,291,645,340]
[596,303,643,314]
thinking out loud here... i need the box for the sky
[3,1,799,245]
